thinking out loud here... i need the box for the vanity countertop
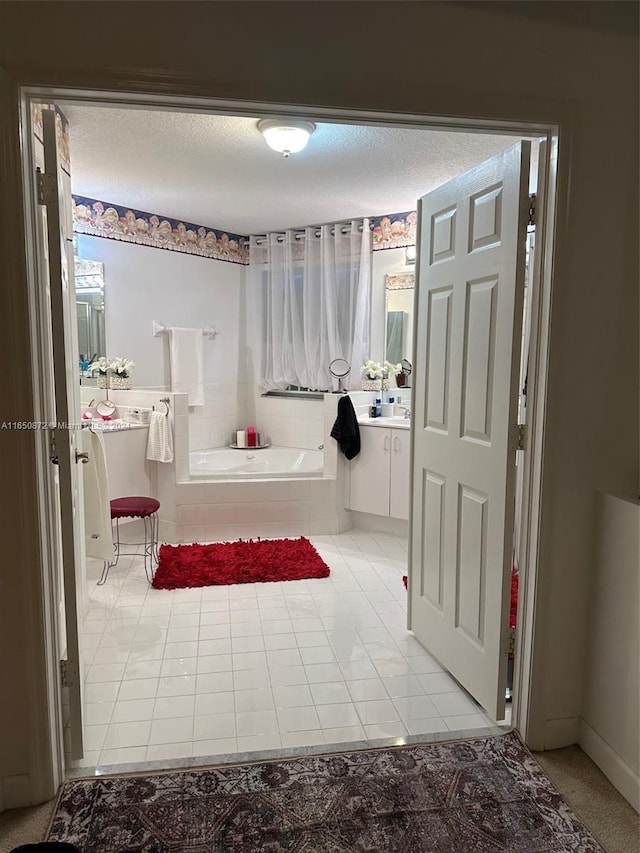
[357,416,410,430]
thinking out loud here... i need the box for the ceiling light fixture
[258,119,316,158]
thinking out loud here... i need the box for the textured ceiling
[63,106,535,235]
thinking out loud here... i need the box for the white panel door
[41,107,86,758]
[408,142,530,721]
[348,427,391,516]
[390,429,411,520]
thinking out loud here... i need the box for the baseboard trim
[349,511,409,537]
[544,717,580,749]
[579,719,639,811]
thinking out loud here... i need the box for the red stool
[98,496,160,585]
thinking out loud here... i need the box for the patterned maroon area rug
[49,732,605,852]
[152,536,330,590]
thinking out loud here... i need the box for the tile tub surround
[250,393,326,451]
[170,477,349,542]
[87,391,349,543]
[79,387,183,426]
[74,531,496,773]
[158,393,351,542]
[187,382,245,453]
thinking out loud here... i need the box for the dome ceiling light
[257,119,316,158]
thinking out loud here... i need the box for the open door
[408,142,531,722]
[36,106,86,759]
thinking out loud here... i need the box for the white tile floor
[74,531,496,770]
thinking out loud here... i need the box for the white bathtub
[189,446,324,479]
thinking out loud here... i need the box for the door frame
[14,83,560,790]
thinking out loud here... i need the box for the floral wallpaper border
[385,273,415,291]
[72,194,415,265]
[72,195,249,265]
[371,211,417,250]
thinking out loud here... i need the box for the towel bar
[152,320,217,340]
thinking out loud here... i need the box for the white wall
[579,493,640,809]
[76,235,246,451]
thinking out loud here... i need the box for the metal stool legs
[98,512,158,585]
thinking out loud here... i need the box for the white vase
[361,377,382,391]
[97,374,132,390]
[110,375,132,390]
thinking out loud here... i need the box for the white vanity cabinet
[389,430,411,519]
[348,425,411,520]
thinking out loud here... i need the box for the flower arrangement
[87,356,108,377]
[360,360,383,380]
[88,356,135,378]
[360,360,402,390]
[361,360,383,391]
[88,356,136,390]
[109,357,136,378]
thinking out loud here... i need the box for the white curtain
[248,220,371,392]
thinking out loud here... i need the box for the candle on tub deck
[246,425,257,448]
[236,429,246,447]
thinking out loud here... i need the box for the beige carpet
[0,799,56,853]
[0,744,637,852]
[534,745,639,853]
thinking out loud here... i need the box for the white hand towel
[169,327,204,406]
[82,429,113,561]
[147,410,174,462]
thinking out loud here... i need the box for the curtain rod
[252,221,372,245]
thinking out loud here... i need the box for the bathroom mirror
[75,259,105,378]
[384,272,415,367]
[329,358,351,393]
[397,357,412,388]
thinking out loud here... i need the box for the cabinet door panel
[348,427,390,516]
[390,430,411,520]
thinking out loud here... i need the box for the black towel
[330,395,361,460]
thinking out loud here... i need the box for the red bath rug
[152,537,330,590]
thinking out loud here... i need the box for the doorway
[18,90,560,784]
